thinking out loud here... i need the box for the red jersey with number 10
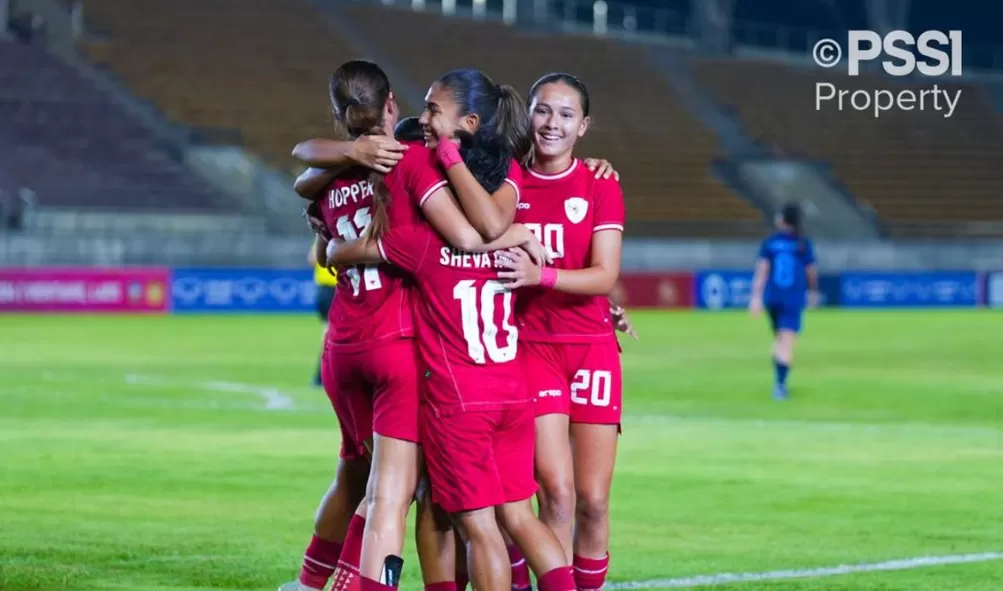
[378,223,529,416]
[514,159,625,342]
[320,148,447,351]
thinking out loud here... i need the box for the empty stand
[694,58,1003,236]
[79,0,358,172]
[342,4,762,233]
[0,39,225,212]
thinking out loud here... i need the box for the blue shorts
[767,303,803,334]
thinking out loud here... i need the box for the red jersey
[412,156,524,212]
[514,159,625,343]
[320,148,447,351]
[377,224,528,416]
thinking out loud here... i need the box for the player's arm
[292,136,407,173]
[804,240,820,307]
[805,263,820,307]
[325,238,382,267]
[309,235,325,267]
[749,258,769,314]
[421,186,537,256]
[295,167,339,199]
[549,229,621,295]
[436,142,517,240]
[497,229,621,295]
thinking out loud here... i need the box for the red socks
[331,514,367,591]
[538,566,576,591]
[424,583,457,591]
[360,576,396,591]
[572,554,609,591]
[508,545,532,590]
[299,535,344,590]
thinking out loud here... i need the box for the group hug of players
[281,58,818,591]
[281,60,630,591]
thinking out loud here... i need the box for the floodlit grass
[1,311,1001,590]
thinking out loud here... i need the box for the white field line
[606,552,1003,589]
[123,373,297,410]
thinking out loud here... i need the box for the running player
[443,72,625,591]
[748,203,818,400]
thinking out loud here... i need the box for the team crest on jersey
[564,197,588,224]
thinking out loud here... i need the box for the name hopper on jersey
[318,148,444,350]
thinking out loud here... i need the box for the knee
[455,511,501,545]
[366,487,410,519]
[575,489,609,526]
[495,501,534,535]
[537,475,576,524]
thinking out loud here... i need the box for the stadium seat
[342,4,762,234]
[76,0,763,234]
[78,0,356,172]
[0,39,225,212]
[693,58,1003,237]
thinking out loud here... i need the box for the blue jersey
[758,232,816,308]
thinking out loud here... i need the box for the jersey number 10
[335,207,383,296]
[453,279,518,364]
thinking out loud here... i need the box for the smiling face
[529,81,590,163]
[418,82,479,148]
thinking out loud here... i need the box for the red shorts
[420,404,537,514]
[322,338,420,460]
[522,340,623,425]
[321,351,369,461]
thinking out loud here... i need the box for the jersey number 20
[335,207,382,296]
[571,369,612,407]
[453,279,518,364]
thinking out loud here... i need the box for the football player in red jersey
[325,192,576,591]
[445,73,625,591]
[291,68,535,591]
[281,60,449,591]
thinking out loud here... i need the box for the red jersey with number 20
[514,159,625,343]
[378,223,528,416]
[320,148,448,351]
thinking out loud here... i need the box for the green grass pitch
[1,310,1001,590]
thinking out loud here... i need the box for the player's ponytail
[328,60,395,245]
[329,60,392,138]
[436,69,531,193]
[492,84,532,165]
[364,180,390,245]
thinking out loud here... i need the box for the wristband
[436,140,463,169]
[539,267,558,289]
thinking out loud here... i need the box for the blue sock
[773,358,790,386]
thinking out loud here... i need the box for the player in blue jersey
[748,203,819,400]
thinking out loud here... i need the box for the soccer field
[2,310,1001,591]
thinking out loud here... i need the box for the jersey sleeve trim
[593,223,624,233]
[376,238,389,262]
[418,180,449,207]
[503,177,521,204]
